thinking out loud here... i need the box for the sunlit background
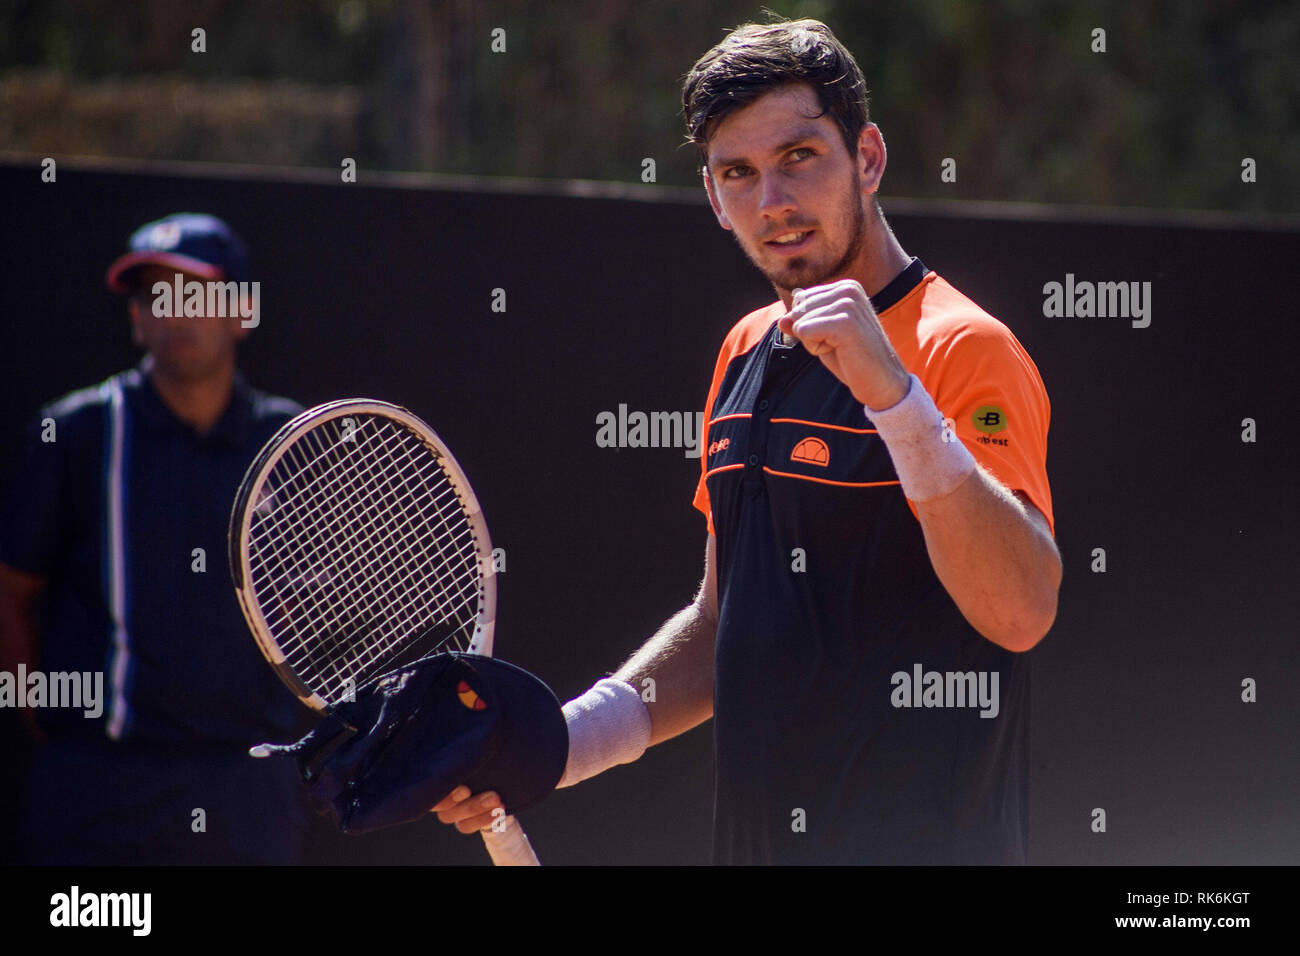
[2,0,1296,214]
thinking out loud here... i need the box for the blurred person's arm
[0,563,47,741]
[0,408,73,744]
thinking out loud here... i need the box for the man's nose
[758,173,797,217]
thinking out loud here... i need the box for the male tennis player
[0,213,310,863]
[436,18,1061,864]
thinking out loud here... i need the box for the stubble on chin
[743,186,870,295]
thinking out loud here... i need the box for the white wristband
[863,372,977,503]
[557,677,652,789]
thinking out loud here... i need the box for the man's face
[702,83,875,293]
[128,264,248,380]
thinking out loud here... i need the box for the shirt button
[758,399,769,410]
[748,454,759,466]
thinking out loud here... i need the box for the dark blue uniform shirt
[1,360,312,863]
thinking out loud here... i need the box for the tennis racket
[227,398,539,865]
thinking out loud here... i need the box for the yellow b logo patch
[971,405,1007,434]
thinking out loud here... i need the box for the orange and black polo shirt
[693,258,1054,864]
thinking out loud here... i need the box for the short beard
[747,169,869,294]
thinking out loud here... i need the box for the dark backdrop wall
[1,160,1296,865]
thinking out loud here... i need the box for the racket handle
[480,814,540,866]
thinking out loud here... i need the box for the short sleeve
[918,322,1055,537]
[692,392,718,538]
[691,479,714,538]
[693,331,741,539]
[0,412,70,576]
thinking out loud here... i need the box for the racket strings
[259,467,476,663]
[245,413,485,701]
[256,428,423,682]
[279,420,480,658]
[260,427,479,691]
[292,425,478,682]
[275,427,446,629]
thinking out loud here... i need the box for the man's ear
[702,167,732,231]
[855,122,887,198]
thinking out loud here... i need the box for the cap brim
[105,251,226,294]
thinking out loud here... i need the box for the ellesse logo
[457,679,487,711]
[790,436,829,467]
[708,437,730,456]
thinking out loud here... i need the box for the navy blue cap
[252,652,569,835]
[106,213,250,294]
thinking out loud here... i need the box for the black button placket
[744,326,806,496]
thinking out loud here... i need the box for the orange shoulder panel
[882,275,1055,537]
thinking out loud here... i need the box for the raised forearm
[914,467,1061,652]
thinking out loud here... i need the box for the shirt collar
[871,257,928,314]
[770,257,930,352]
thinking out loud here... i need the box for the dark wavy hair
[682,18,870,167]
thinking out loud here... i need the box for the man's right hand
[431,785,504,834]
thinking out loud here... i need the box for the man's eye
[723,166,751,179]
[789,147,815,162]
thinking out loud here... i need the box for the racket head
[228,399,497,713]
